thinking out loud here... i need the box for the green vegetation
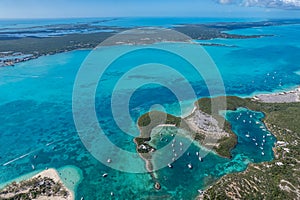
[135,96,300,198]
[136,111,183,154]
[136,111,197,151]
[0,176,69,200]
[138,111,181,128]
[0,32,114,55]
[199,96,300,199]
[196,96,300,158]
[137,111,181,136]
[136,96,300,160]
[3,19,296,67]
[214,133,237,158]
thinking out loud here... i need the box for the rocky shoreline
[252,86,300,103]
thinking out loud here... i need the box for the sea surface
[0,18,300,199]
[0,17,264,38]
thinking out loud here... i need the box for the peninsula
[0,168,73,200]
[135,86,300,199]
[2,19,300,67]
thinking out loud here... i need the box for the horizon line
[0,16,300,20]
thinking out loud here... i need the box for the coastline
[252,86,300,103]
[34,168,74,200]
[134,83,300,195]
[134,85,300,198]
[1,18,300,200]
[2,18,295,68]
[198,86,300,199]
[0,168,74,200]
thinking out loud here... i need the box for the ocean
[0,18,299,199]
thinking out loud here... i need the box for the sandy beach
[34,168,74,200]
[0,168,74,200]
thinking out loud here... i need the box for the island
[2,19,300,67]
[135,86,300,199]
[201,89,300,199]
[0,168,73,200]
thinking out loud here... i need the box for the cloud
[215,0,300,9]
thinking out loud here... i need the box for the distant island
[2,19,300,67]
[1,17,299,199]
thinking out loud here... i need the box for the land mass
[0,168,73,200]
[2,19,300,67]
[135,86,300,198]
[200,94,300,199]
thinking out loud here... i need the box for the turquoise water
[224,108,276,162]
[0,19,299,199]
[0,17,265,38]
[0,17,263,29]
[149,108,275,199]
[197,24,300,96]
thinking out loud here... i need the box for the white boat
[255,143,258,146]
[261,152,265,156]
[102,173,108,177]
[263,139,266,143]
[179,142,183,146]
[188,163,193,169]
[107,158,112,163]
[168,163,173,168]
[196,152,199,156]
[199,157,203,162]
[245,134,250,138]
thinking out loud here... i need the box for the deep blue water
[0,18,299,199]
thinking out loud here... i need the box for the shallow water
[0,19,299,199]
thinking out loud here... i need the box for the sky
[0,0,300,18]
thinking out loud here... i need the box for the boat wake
[2,151,34,166]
